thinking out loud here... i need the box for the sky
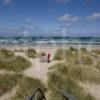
[0,0,100,37]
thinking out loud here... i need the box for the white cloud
[50,0,70,4]
[86,12,100,20]
[58,14,79,23]
[26,18,37,24]
[1,0,14,5]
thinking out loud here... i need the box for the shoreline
[0,44,100,50]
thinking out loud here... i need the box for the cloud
[26,18,37,24]
[57,14,80,35]
[0,19,45,37]
[1,0,14,5]
[58,14,79,23]
[86,12,100,20]
[50,0,70,4]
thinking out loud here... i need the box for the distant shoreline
[0,36,100,50]
[0,44,100,50]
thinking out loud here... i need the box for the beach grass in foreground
[0,74,47,100]
[48,48,100,100]
[0,47,100,100]
[0,74,18,96]
[12,75,47,100]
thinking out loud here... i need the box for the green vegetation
[69,47,78,52]
[14,49,25,52]
[0,74,19,96]
[54,49,65,60]
[80,48,87,54]
[0,49,14,58]
[95,61,100,71]
[13,76,47,100]
[48,63,97,100]
[48,72,94,100]
[0,74,46,100]
[0,48,47,100]
[92,49,100,55]
[54,47,93,65]
[26,49,37,58]
[0,49,31,72]
[81,55,93,65]
[0,56,31,72]
[49,62,100,83]
[66,49,79,64]
[48,48,100,100]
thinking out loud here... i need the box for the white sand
[0,70,15,75]
[80,83,100,100]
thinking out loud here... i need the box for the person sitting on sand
[40,52,46,62]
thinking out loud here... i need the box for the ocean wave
[0,37,100,45]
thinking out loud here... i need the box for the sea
[0,37,100,48]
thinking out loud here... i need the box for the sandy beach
[0,45,100,100]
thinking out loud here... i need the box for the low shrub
[0,49,14,58]
[26,49,37,58]
[69,47,78,52]
[0,56,31,72]
[54,49,65,60]
[92,49,100,55]
[65,50,80,64]
[80,48,87,54]
[95,61,100,71]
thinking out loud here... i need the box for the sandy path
[15,50,58,87]
[15,50,58,100]
[80,83,100,100]
[23,58,58,87]
[23,59,58,100]
[0,70,15,75]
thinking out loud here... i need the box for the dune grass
[0,48,47,100]
[92,49,100,55]
[54,47,93,65]
[48,48,100,100]
[0,49,31,72]
[48,72,94,100]
[54,49,65,60]
[25,49,37,58]
[0,74,19,96]
[0,74,47,100]
[49,62,100,83]
[0,49,14,58]
[0,56,31,72]
[12,75,47,100]
[95,61,100,71]
[14,49,25,53]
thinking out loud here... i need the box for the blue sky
[0,0,100,37]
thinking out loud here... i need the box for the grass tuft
[0,55,31,72]
[26,49,37,58]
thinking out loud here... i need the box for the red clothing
[48,53,50,58]
[47,53,51,62]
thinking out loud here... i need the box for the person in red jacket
[47,53,51,63]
